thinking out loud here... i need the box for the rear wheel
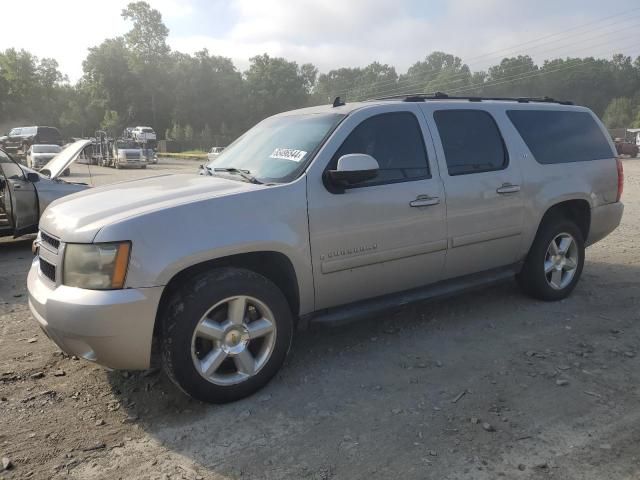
[161,267,294,403]
[517,219,585,301]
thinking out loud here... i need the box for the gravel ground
[1,158,639,479]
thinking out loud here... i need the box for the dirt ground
[1,158,640,480]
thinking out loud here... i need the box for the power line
[345,10,640,97]
[352,29,640,101]
[337,8,640,100]
[447,42,640,95]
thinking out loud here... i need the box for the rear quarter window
[37,127,61,139]
[506,110,614,164]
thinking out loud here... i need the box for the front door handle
[11,183,21,189]
[410,195,440,207]
[496,183,520,194]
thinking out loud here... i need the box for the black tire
[160,267,294,403]
[517,218,585,301]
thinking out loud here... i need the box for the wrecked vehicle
[28,95,623,404]
[0,140,90,237]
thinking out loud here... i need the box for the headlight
[63,242,131,289]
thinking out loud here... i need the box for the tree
[83,38,137,123]
[121,1,171,131]
[169,122,183,141]
[101,110,121,134]
[313,62,398,103]
[200,123,212,142]
[603,97,634,129]
[244,54,309,123]
[401,52,471,93]
[184,124,194,141]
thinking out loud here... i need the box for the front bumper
[27,258,164,369]
[587,202,624,246]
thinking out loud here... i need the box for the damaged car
[0,140,90,237]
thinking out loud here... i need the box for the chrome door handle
[496,184,520,194]
[410,195,440,207]
[11,183,21,189]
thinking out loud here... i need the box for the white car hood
[41,140,91,179]
[39,173,262,242]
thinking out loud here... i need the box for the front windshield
[32,145,61,153]
[116,139,138,149]
[207,113,344,183]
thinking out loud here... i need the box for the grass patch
[179,149,207,155]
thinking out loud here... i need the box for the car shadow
[106,259,640,478]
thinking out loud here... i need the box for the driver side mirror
[26,172,39,183]
[327,154,379,191]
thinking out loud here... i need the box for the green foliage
[603,98,633,129]
[100,110,121,133]
[169,122,183,141]
[184,124,194,141]
[1,1,640,143]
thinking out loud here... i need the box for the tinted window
[331,112,429,186]
[38,127,60,135]
[507,110,614,164]
[434,110,507,176]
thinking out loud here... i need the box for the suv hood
[41,139,91,179]
[40,173,262,242]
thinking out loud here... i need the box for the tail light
[616,157,624,202]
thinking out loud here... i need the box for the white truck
[131,126,157,143]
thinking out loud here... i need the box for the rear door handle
[410,195,440,207]
[496,184,520,194]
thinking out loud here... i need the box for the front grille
[39,257,56,282]
[40,231,60,250]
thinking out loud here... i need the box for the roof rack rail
[372,92,573,105]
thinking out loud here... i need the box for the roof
[276,94,584,118]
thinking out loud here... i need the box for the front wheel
[517,219,585,301]
[161,267,294,403]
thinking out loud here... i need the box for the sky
[1,0,639,82]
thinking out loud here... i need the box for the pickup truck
[27,94,624,403]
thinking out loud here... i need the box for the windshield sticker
[270,148,307,162]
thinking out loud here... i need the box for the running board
[301,265,520,329]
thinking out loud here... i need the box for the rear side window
[506,110,614,164]
[37,127,61,140]
[433,110,507,176]
[331,112,430,187]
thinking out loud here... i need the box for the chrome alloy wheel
[544,233,579,290]
[191,295,277,386]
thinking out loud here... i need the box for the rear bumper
[27,259,163,369]
[587,202,624,246]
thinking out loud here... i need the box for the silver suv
[27,94,624,403]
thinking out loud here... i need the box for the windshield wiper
[210,167,262,184]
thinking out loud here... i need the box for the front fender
[94,179,315,314]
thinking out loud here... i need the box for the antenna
[332,96,346,107]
